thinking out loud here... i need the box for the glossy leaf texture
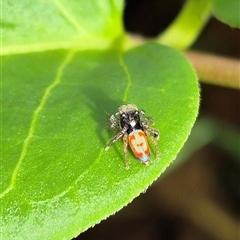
[2,0,123,54]
[1,43,199,239]
[212,0,240,28]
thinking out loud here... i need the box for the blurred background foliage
[78,0,240,239]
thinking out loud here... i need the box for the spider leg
[105,131,124,151]
[144,128,160,161]
[106,114,120,130]
[149,126,160,139]
[139,110,145,118]
[142,122,159,139]
[141,116,155,131]
[123,134,129,170]
[144,117,154,124]
[105,125,128,151]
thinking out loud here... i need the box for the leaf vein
[0,51,75,198]
[118,55,131,102]
[52,0,90,36]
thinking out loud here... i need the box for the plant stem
[158,0,212,50]
[185,51,240,89]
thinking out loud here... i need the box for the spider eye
[134,111,140,119]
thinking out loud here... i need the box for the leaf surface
[2,0,123,54]
[1,43,199,239]
[212,0,240,28]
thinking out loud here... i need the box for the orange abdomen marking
[129,130,150,163]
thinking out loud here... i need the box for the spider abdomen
[129,130,150,164]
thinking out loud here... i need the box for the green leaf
[2,0,200,238]
[2,0,124,54]
[1,43,199,239]
[212,0,240,28]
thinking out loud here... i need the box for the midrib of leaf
[52,0,90,35]
[0,51,75,198]
[118,55,132,102]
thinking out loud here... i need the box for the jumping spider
[105,104,159,169]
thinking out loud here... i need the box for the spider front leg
[106,113,120,130]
